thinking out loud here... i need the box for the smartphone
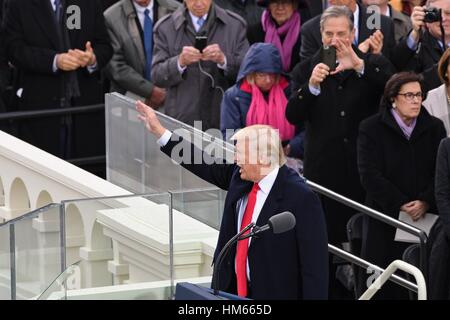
[322,46,337,72]
[195,36,208,53]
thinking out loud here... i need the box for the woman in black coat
[247,0,311,72]
[357,72,446,299]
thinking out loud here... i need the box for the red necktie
[236,183,259,297]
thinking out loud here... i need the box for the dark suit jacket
[5,0,112,109]
[161,136,329,300]
[299,4,396,62]
[391,30,444,92]
[306,0,323,18]
[4,0,112,163]
[435,138,450,238]
[214,0,263,29]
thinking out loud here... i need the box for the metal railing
[0,104,106,168]
[329,244,420,295]
[307,181,428,277]
[359,260,427,300]
[0,104,104,121]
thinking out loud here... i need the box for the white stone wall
[0,130,218,299]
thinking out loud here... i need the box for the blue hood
[236,43,284,83]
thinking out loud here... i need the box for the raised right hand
[136,100,166,139]
[410,6,426,42]
[309,63,330,88]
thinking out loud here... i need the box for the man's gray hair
[320,5,354,32]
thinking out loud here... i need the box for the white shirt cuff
[157,130,172,147]
[217,56,227,70]
[177,58,187,74]
[53,55,59,73]
[356,64,365,76]
[87,62,98,74]
[309,84,321,96]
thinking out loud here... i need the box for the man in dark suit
[300,0,396,61]
[136,101,329,300]
[4,0,112,176]
[286,5,394,298]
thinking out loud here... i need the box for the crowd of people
[1,0,450,299]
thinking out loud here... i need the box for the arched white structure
[0,176,5,207]
[8,178,30,218]
[0,130,219,298]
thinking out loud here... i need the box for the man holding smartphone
[286,5,394,299]
[151,0,249,130]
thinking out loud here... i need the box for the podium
[175,283,250,300]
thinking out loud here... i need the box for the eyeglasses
[397,92,424,101]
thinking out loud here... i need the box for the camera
[423,7,442,23]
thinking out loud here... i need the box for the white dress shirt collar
[257,166,279,196]
[189,12,208,33]
[133,0,154,29]
[50,0,56,11]
[353,4,360,44]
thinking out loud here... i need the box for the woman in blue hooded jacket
[220,42,304,159]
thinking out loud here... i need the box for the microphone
[211,211,296,296]
[239,211,296,240]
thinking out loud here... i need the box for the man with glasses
[286,5,394,299]
[392,0,450,91]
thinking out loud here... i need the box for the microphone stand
[211,222,255,296]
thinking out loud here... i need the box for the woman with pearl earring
[424,48,450,134]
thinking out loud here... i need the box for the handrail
[359,260,427,300]
[0,203,61,227]
[307,180,428,277]
[0,104,104,121]
[329,245,419,294]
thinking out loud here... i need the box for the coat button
[338,85,343,90]
[298,95,303,100]
[343,138,349,143]
[375,67,380,72]
[340,111,345,117]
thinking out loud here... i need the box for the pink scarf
[242,77,295,141]
[262,9,301,72]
